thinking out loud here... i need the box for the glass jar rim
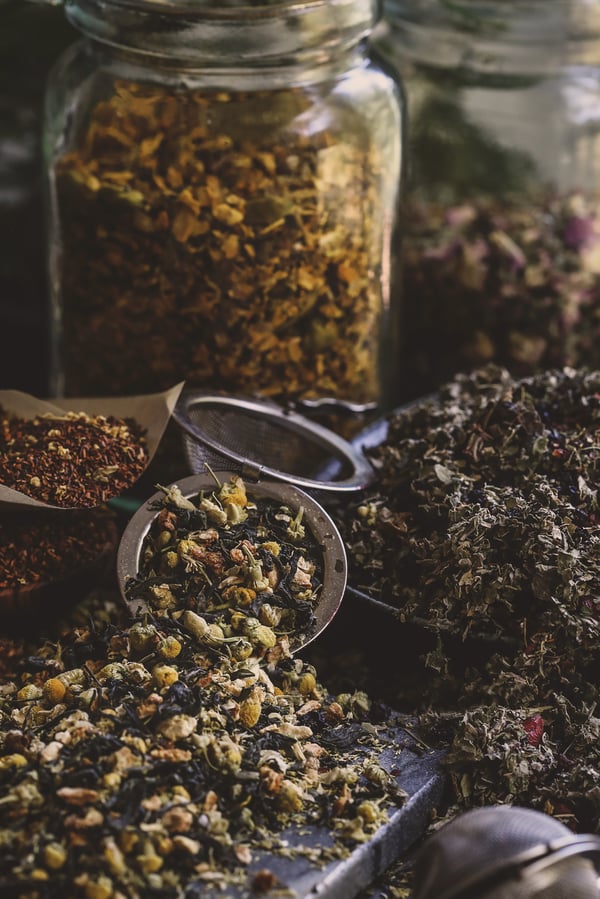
[383,0,600,41]
[70,0,352,17]
[64,0,377,63]
[378,0,600,72]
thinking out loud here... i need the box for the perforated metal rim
[428,837,600,899]
[172,392,375,493]
[413,807,600,899]
[116,472,348,651]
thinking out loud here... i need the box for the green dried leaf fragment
[245,195,294,225]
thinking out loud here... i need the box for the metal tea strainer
[117,472,348,651]
[117,391,373,647]
[171,391,376,493]
[412,806,600,899]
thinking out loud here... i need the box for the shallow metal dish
[116,472,347,652]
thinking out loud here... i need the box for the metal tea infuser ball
[117,470,349,651]
[117,390,380,648]
[117,392,380,646]
[412,806,600,899]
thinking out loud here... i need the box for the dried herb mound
[0,609,407,897]
[343,365,600,647]
[0,509,116,590]
[126,477,324,654]
[0,408,149,507]
[439,696,600,834]
[337,364,600,831]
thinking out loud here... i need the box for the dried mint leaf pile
[337,365,600,831]
[343,365,599,643]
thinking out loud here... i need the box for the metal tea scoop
[117,472,348,652]
[412,806,600,899]
[171,391,376,493]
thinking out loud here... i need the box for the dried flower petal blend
[53,81,387,404]
[401,193,600,397]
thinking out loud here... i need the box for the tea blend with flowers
[125,476,324,654]
[0,407,148,507]
[53,80,386,404]
[400,193,600,397]
[0,590,414,897]
[336,365,600,832]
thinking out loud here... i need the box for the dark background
[0,0,75,396]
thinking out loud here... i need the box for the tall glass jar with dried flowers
[45,0,403,418]
[373,0,600,398]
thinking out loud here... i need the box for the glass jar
[45,0,403,415]
[373,0,600,398]
[0,0,74,395]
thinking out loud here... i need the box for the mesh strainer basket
[172,391,376,493]
[412,806,600,899]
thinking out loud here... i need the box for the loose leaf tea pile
[53,80,386,402]
[0,509,116,591]
[126,476,324,652]
[0,598,410,897]
[0,408,148,507]
[344,365,599,642]
[338,365,600,831]
[401,193,600,396]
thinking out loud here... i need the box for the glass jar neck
[380,0,600,74]
[65,0,376,71]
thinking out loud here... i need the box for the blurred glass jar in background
[45,0,403,418]
[0,0,74,395]
[373,0,600,398]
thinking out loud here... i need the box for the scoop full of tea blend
[125,476,324,654]
[0,408,149,507]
